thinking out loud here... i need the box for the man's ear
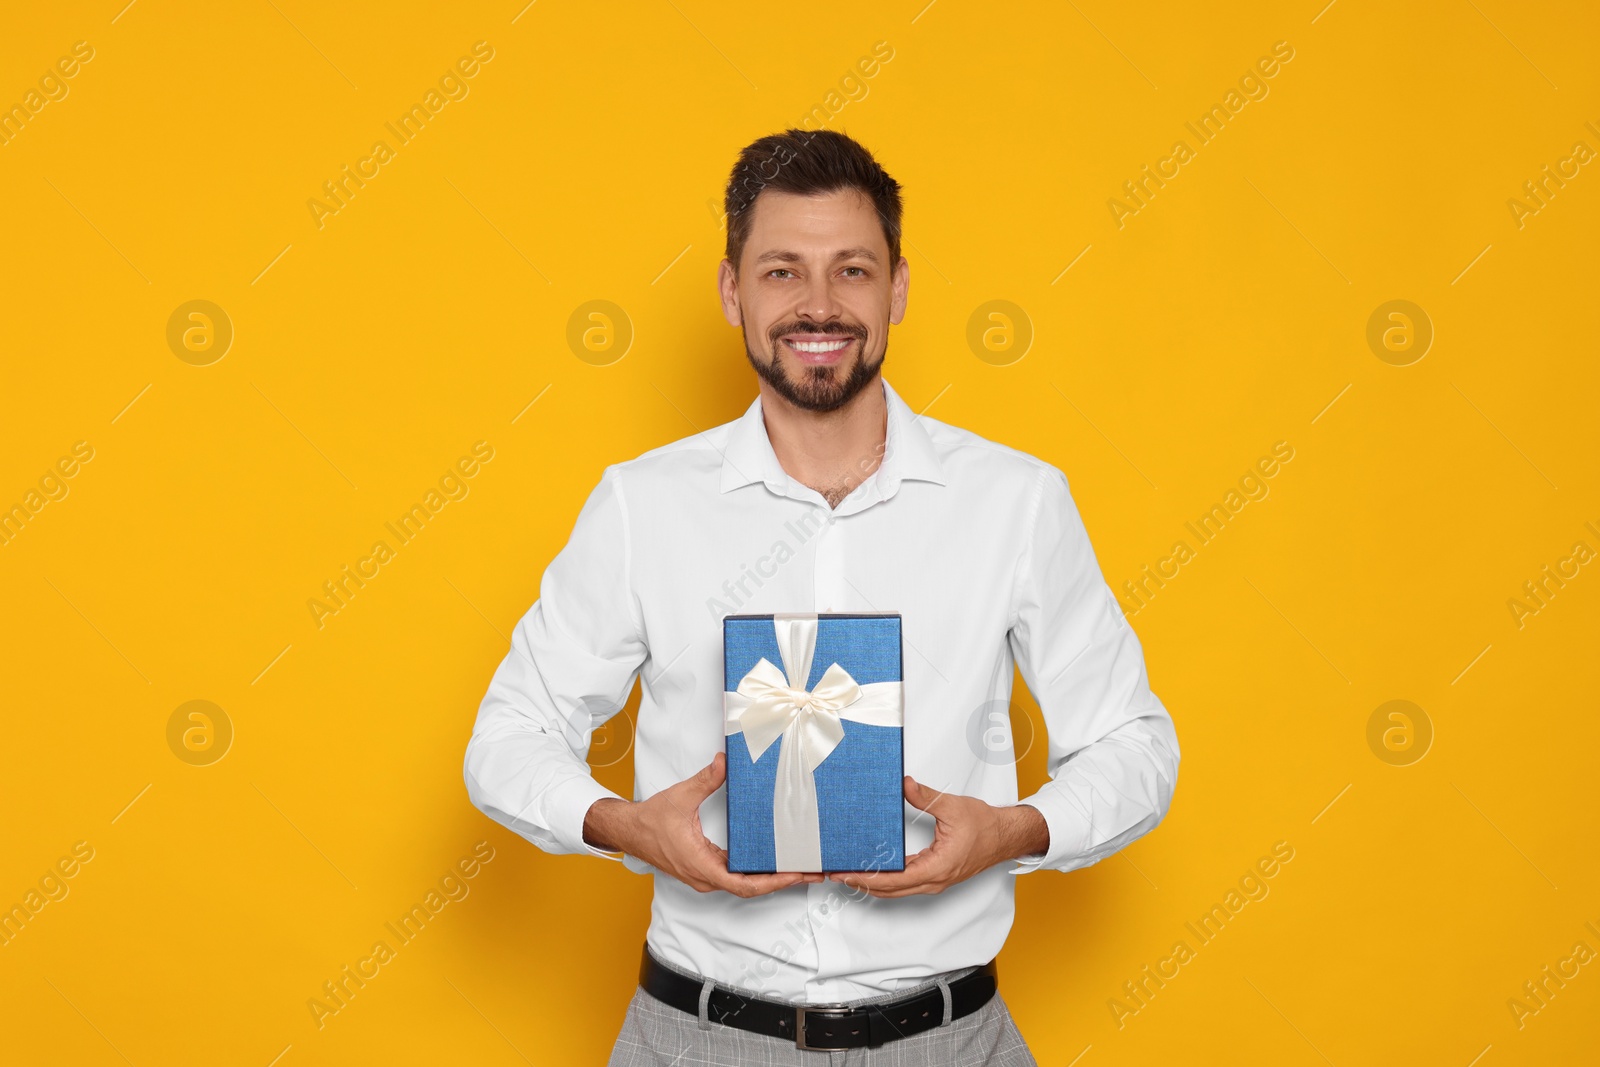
[718,259,742,327]
[888,256,910,326]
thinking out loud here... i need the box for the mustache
[768,321,868,346]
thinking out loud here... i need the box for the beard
[742,319,885,413]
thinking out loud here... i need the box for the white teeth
[788,339,851,353]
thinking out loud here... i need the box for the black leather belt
[637,941,998,1051]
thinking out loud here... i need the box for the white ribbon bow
[724,613,903,871]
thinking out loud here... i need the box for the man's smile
[780,334,857,364]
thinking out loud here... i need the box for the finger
[903,776,947,815]
[856,882,945,898]
[698,839,816,894]
[657,760,718,823]
[837,844,937,877]
[828,855,942,894]
[828,851,940,893]
[830,871,920,891]
[835,845,934,879]
[833,875,943,897]
[743,872,812,891]
[709,868,811,897]
[675,752,727,810]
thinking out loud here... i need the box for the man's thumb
[904,775,935,809]
[693,751,726,795]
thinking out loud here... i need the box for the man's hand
[583,751,825,897]
[827,777,1049,898]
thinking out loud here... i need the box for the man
[463,128,1180,1064]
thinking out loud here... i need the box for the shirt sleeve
[463,465,647,864]
[1005,464,1180,875]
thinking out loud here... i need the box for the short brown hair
[723,128,903,273]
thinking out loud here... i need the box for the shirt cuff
[1007,797,1079,875]
[543,774,630,862]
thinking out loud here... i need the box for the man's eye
[769,269,793,279]
[843,267,866,277]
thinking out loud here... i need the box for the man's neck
[759,375,887,509]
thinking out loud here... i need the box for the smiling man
[463,129,1180,1065]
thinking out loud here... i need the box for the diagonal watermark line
[444,576,511,645]
[1050,382,1158,489]
[252,644,293,685]
[904,237,951,284]
[265,0,359,89]
[112,383,152,424]
[44,977,135,1065]
[444,977,536,1065]
[1450,643,1492,685]
[442,576,545,685]
[111,783,152,824]
[444,177,551,283]
[510,0,537,23]
[651,244,692,285]
[45,177,151,284]
[1451,243,1492,285]
[903,782,950,835]
[910,0,939,23]
[662,0,757,88]
[1449,382,1557,489]
[1066,1,1157,88]
[649,380,755,484]
[1066,1044,1093,1067]
[1464,0,1558,89]
[1118,850,1159,890]
[251,382,359,489]
[914,382,952,419]
[1051,244,1093,284]
[1244,976,1336,1065]
[1245,177,1350,284]
[1311,783,1351,824]
[252,243,293,285]
[1243,576,1351,683]
[252,782,360,890]
[843,574,949,686]
[649,642,694,686]
[1310,0,1338,23]
[904,383,954,440]
[265,1045,292,1067]
[1450,781,1558,889]
[1310,383,1351,424]
[111,0,138,24]
[1464,1044,1492,1067]
[511,383,553,424]
[444,579,567,735]
[43,576,151,683]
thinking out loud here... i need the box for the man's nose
[795,272,844,323]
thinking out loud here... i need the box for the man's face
[718,188,909,412]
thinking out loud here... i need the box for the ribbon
[724,613,903,871]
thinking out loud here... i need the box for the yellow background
[3,1,1597,1063]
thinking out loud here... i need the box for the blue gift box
[722,612,905,874]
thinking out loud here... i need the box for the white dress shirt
[463,375,1180,1003]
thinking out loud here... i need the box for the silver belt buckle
[795,1003,857,1050]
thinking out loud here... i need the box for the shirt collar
[718,376,947,506]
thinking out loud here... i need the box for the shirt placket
[803,504,851,1000]
[812,506,844,612]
